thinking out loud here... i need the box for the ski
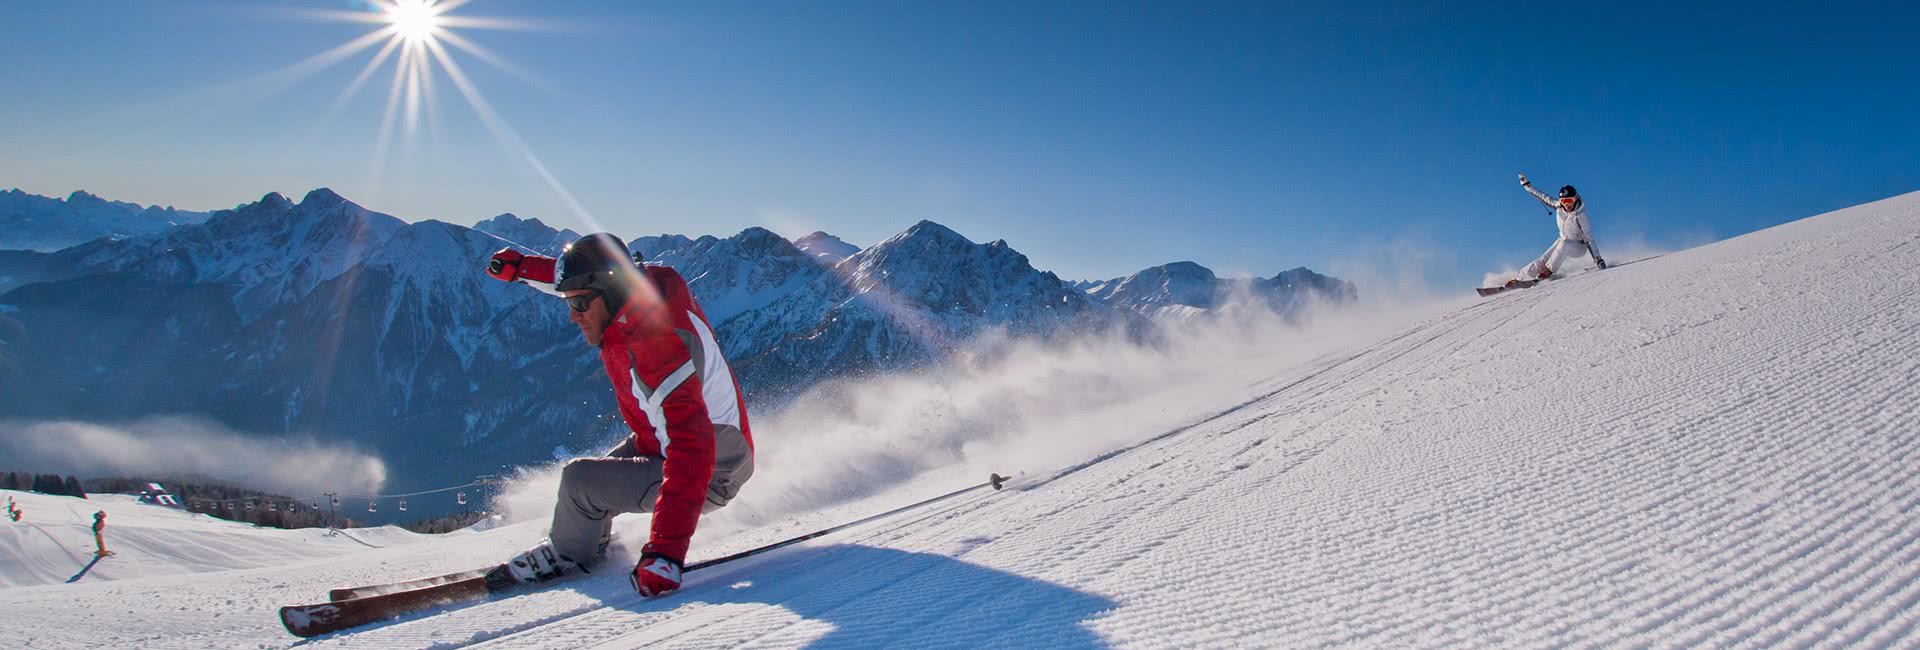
[1476,279,1537,297]
[282,564,517,638]
[330,567,492,601]
[282,473,1009,638]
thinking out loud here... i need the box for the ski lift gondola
[456,492,467,505]
[398,498,408,512]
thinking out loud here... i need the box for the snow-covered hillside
[0,490,437,589]
[4,190,1917,648]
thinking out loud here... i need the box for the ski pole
[686,473,1008,573]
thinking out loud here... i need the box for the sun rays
[276,0,602,229]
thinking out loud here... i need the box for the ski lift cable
[335,480,492,500]
[188,479,494,505]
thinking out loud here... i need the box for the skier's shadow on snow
[65,554,105,583]
[607,544,1117,648]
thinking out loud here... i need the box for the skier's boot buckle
[507,543,575,584]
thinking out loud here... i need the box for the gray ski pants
[1525,238,1602,279]
[548,425,754,566]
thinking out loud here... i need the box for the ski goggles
[564,291,602,313]
[1559,197,1578,206]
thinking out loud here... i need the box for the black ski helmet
[1558,185,1579,199]
[556,233,645,310]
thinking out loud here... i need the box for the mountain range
[0,189,211,252]
[0,187,1353,493]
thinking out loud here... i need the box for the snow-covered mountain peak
[65,189,107,205]
[837,220,1089,320]
[296,187,351,210]
[1084,261,1221,312]
[1161,260,1211,276]
[1258,266,1356,303]
[1081,260,1354,318]
[793,231,859,265]
[252,191,295,212]
[886,219,970,247]
[734,226,792,251]
[480,212,533,228]
[472,213,579,254]
[40,188,406,322]
[206,188,398,239]
[643,227,820,326]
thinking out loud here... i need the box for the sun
[286,0,605,227]
[385,0,442,43]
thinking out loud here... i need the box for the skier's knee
[560,458,596,488]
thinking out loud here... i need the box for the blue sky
[2,1,1915,286]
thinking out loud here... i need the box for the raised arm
[486,248,562,295]
[1519,173,1556,209]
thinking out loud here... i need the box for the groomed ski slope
[0,491,439,589]
[3,190,1918,648]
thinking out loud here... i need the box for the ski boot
[506,540,580,584]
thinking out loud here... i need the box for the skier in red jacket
[486,233,754,598]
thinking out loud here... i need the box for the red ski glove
[631,551,683,597]
[487,248,524,282]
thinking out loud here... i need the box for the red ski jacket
[522,258,754,561]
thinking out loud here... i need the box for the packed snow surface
[0,492,436,590]
[3,191,1919,647]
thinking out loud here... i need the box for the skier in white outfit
[1513,173,1607,285]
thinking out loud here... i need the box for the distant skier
[486,233,755,598]
[92,511,113,557]
[1510,173,1608,286]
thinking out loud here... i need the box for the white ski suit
[1521,184,1604,279]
